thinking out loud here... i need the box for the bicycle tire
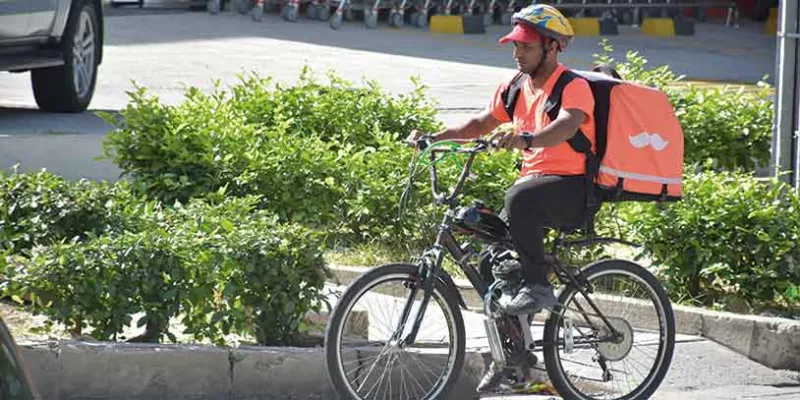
[325,263,466,400]
[543,259,676,400]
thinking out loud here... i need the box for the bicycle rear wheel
[543,259,676,400]
[325,263,466,400]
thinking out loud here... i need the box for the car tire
[31,0,100,113]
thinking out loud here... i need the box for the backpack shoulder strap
[547,70,602,216]
[501,72,528,121]
[545,70,592,155]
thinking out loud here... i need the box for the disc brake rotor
[596,317,634,361]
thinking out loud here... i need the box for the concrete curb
[330,265,800,371]
[20,340,491,400]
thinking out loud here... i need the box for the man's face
[513,40,547,76]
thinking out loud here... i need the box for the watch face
[521,133,533,148]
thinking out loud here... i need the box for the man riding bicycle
[407,4,596,390]
[324,6,678,397]
[409,4,594,320]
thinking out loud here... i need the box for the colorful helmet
[513,4,574,47]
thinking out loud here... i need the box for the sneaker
[502,283,560,316]
[476,362,506,394]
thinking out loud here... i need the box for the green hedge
[0,168,139,253]
[4,196,327,345]
[620,171,800,314]
[101,71,451,249]
[230,69,441,148]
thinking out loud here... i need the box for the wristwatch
[520,132,534,150]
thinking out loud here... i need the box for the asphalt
[332,282,800,399]
[0,6,777,113]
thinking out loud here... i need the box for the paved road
[329,282,800,400]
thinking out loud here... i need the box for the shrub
[0,168,139,253]
[100,85,269,205]
[4,197,328,345]
[230,69,442,148]
[669,84,773,171]
[102,70,453,249]
[622,169,800,314]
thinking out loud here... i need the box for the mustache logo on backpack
[629,132,669,151]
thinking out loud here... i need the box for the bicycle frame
[398,140,629,351]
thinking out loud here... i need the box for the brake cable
[398,140,464,218]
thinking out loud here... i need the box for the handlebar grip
[471,138,499,151]
[416,135,433,150]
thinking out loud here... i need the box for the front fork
[395,211,465,346]
[394,244,445,346]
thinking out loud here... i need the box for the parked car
[0,0,103,112]
[0,317,39,399]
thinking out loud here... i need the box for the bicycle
[324,138,676,400]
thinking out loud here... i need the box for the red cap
[498,24,542,45]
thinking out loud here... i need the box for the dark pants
[501,175,588,285]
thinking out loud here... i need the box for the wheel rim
[553,269,671,400]
[332,274,459,400]
[72,9,96,100]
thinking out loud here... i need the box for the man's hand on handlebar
[406,129,531,152]
[487,130,531,150]
[406,129,432,150]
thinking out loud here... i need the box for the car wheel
[330,12,342,29]
[31,0,100,113]
[364,9,377,29]
[208,0,221,14]
[317,4,331,21]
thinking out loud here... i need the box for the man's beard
[521,60,547,78]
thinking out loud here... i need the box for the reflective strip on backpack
[599,166,681,185]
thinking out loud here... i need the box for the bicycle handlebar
[410,137,497,207]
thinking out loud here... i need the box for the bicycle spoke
[343,352,382,366]
[398,352,427,397]
[412,351,447,383]
[550,265,674,400]
[344,352,385,380]
[631,344,658,363]
[356,343,393,394]
[405,351,437,389]
[330,269,460,400]
[362,351,393,398]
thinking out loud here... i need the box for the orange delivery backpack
[501,67,684,209]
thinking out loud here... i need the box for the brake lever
[472,138,499,151]
[416,135,433,151]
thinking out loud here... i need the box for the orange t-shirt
[487,64,595,177]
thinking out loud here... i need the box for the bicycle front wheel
[543,259,676,400]
[325,263,466,400]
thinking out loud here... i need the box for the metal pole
[771,0,799,189]
[791,1,800,192]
